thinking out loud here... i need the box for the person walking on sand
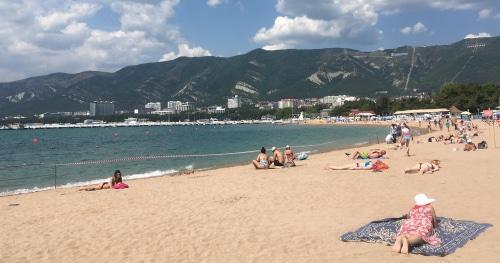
[392,194,441,254]
[252,147,270,169]
[401,123,413,156]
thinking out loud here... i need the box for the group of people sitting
[252,145,296,169]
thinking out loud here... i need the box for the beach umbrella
[461,111,471,115]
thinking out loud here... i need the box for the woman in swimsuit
[284,145,296,167]
[79,170,125,191]
[252,147,270,169]
[325,160,388,171]
[403,160,440,175]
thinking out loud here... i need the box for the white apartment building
[175,102,195,112]
[278,99,296,109]
[145,102,162,111]
[167,101,182,110]
[321,95,358,107]
[207,106,226,114]
[227,95,241,109]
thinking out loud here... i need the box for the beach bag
[478,141,488,149]
[296,152,309,160]
[371,160,389,171]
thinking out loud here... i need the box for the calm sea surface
[0,124,389,195]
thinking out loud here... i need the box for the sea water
[0,124,389,195]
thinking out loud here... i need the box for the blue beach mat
[340,217,492,256]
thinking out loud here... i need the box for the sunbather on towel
[345,149,386,159]
[403,160,440,175]
[392,194,441,254]
[325,160,388,171]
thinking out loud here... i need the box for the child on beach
[392,194,441,254]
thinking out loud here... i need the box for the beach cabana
[449,106,462,117]
[393,108,449,116]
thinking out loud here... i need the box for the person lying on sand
[403,160,440,175]
[252,147,270,169]
[325,160,388,171]
[345,149,386,159]
[79,170,128,191]
[392,194,441,254]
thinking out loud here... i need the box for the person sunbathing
[270,146,285,167]
[326,160,388,171]
[345,149,386,159]
[464,139,477,151]
[403,160,440,175]
[392,194,441,254]
[252,147,270,169]
[283,145,296,167]
[79,170,128,191]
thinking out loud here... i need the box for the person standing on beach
[252,147,270,169]
[401,123,413,156]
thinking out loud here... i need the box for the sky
[1,0,500,82]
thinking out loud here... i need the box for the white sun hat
[271,146,276,152]
[414,193,435,206]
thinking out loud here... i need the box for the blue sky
[1,0,499,82]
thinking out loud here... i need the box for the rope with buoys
[55,139,337,166]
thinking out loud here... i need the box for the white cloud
[478,8,500,19]
[160,44,212,61]
[478,9,492,18]
[207,0,222,7]
[262,43,290,51]
[256,0,497,49]
[401,22,428,35]
[0,0,211,82]
[464,32,492,39]
[37,2,101,31]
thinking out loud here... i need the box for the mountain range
[1,36,500,116]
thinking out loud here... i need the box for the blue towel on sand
[340,217,491,256]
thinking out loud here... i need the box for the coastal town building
[227,95,241,109]
[167,101,182,110]
[278,99,296,109]
[207,106,226,114]
[145,102,162,111]
[321,95,357,107]
[90,101,114,116]
[175,102,195,112]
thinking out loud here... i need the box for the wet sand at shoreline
[1,121,499,262]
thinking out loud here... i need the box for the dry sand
[1,121,499,262]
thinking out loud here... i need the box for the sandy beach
[1,121,499,262]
